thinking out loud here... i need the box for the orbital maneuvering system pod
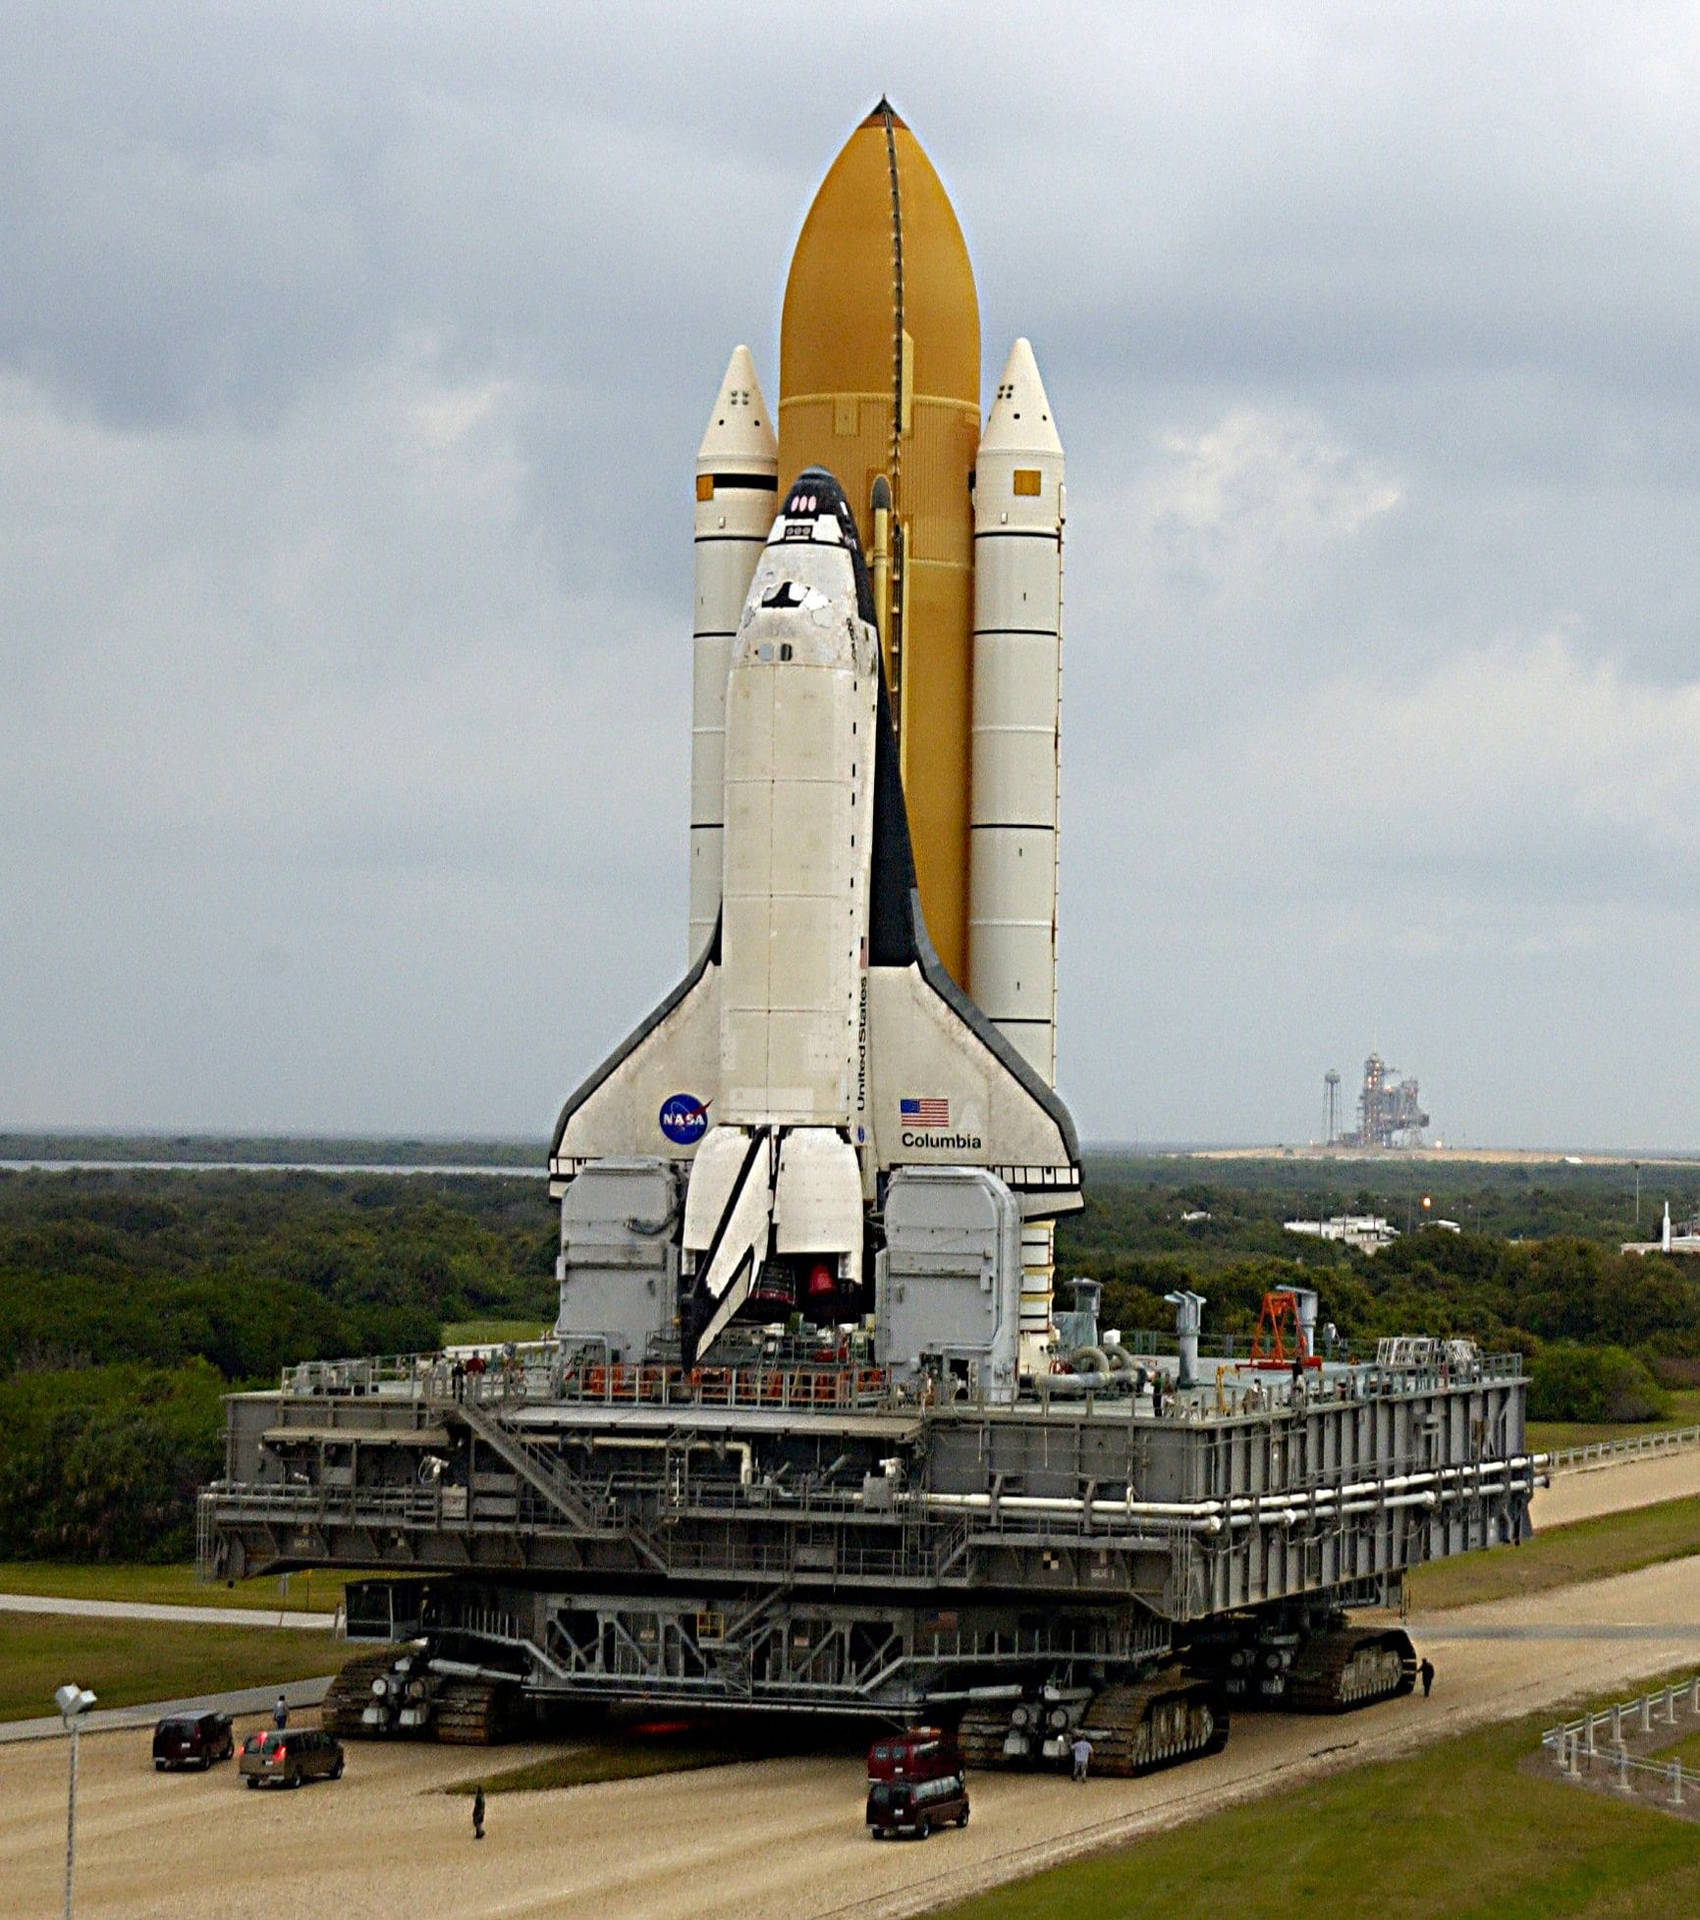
[553,100,1078,1369]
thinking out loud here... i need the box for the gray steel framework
[202,1346,1532,1715]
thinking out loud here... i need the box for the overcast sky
[5,2,1700,1149]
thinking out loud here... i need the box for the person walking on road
[273,1694,289,1730]
[473,1785,486,1840]
[1070,1735,1093,1782]
[1419,1658,1435,1698]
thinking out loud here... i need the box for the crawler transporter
[204,1280,1531,1771]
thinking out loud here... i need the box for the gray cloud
[5,2,1700,1147]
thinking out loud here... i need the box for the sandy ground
[1532,1447,1700,1527]
[3,1547,1698,1920]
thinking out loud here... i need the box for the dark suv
[152,1712,235,1771]
[239,1727,345,1788]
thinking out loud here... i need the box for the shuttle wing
[548,935,722,1194]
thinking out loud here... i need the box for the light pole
[55,1682,96,1920]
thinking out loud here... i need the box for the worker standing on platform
[1070,1734,1092,1781]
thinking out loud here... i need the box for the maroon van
[866,1727,969,1839]
[152,1712,235,1770]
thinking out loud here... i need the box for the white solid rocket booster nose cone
[696,344,777,470]
[691,348,778,963]
[979,336,1063,460]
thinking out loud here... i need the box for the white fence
[1544,1424,1700,1473]
[1541,1676,1700,1804]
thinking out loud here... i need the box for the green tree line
[0,1168,557,1559]
[5,1157,1696,1558]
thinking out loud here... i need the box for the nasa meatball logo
[659,1094,709,1147]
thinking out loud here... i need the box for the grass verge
[0,1561,354,1613]
[1528,1390,1700,1452]
[0,1613,334,1721]
[1405,1493,1700,1612]
[933,1701,1700,1920]
[441,1319,551,1346]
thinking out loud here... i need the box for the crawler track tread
[955,1706,1014,1770]
[433,1679,516,1745]
[1078,1668,1229,1778]
[1284,1628,1416,1713]
[320,1649,406,1740]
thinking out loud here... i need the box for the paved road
[1531,1447,1700,1527]
[0,1593,334,1631]
[1,1677,334,1746]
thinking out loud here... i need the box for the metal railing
[1541,1675,1700,1804]
[206,1478,449,1528]
[550,1359,891,1412]
[272,1338,1525,1419]
[1545,1424,1700,1473]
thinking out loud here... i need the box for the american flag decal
[901,1096,950,1126]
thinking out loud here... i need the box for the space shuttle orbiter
[549,470,1079,1363]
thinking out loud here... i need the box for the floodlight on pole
[56,1682,96,1920]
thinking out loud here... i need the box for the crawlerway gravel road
[4,1549,1699,1920]
[1531,1445,1700,1527]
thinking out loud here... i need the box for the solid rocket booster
[776,103,981,989]
[970,339,1065,1349]
[690,347,777,961]
[969,338,1063,1086]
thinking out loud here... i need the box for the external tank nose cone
[778,104,980,538]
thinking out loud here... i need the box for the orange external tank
[777,101,980,988]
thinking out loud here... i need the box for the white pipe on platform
[906,1458,1530,1532]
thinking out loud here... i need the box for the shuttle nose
[782,468,864,555]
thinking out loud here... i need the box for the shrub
[0,1361,225,1560]
[1529,1344,1671,1424]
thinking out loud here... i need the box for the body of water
[0,1159,543,1178]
